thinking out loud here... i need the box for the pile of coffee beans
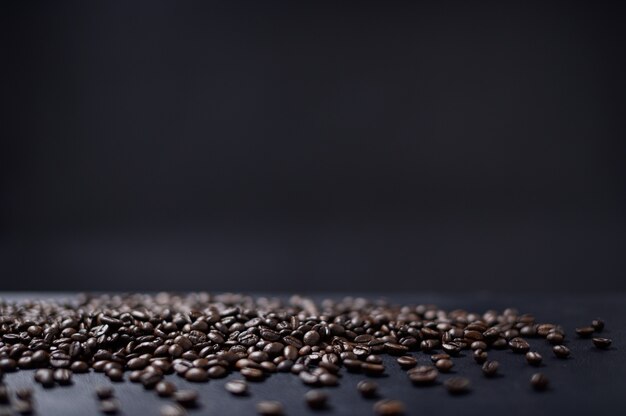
[0,293,614,415]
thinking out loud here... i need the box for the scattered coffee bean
[526,352,543,366]
[435,359,454,372]
[173,390,198,408]
[34,368,55,388]
[99,399,120,414]
[185,368,208,382]
[160,404,187,416]
[482,360,499,377]
[15,388,33,401]
[473,350,488,364]
[575,326,594,338]
[256,400,283,415]
[96,386,114,400]
[444,377,470,395]
[362,363,385,376]
[53,368,73,385]
[357,380,378,398]
[397,356,417,369]
[407,366,438,385]
[373,399,405,415]
[553,345,570,358]
[546,332,564,345]
[591,319,605,332]
[0,385,9,404]
[225,380,248,396]
[509,337,530,353]
[530,373,549,391]
[305,390,328,409]
[592,337,612,349]
[156,381,177,397]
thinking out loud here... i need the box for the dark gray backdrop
[1,0,625,291]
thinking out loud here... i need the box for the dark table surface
[1,293,624,415]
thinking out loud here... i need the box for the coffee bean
[319,372,339,386]
[303,330,320,346]
[160,404,187,416]
[106,368,124,382]
[444,377,470,395]
[96,386,114,400]
[526,352,543,366]
[12,400,34,415]
[591,319,605,331]
[127,357,149,370]
[546,332,564,345]
[34,368,55,388]
[99,399,119,414]
[362,363,385,376]
[256,400,283,415]
[553,345,570,358]
[357,380,378,398]
[435,359,454,372]
[141,371,163,389]
[373,399,405,415]
[592,337,612,349]
[384,343,409,356]
[407,366,438,385]
[156,381,177,397]
[185,368,208,382]
[173,390,198,408]
[530,373,549,391]
[305,390,328,409]
[15,388,33,401]
[482,360,499,377]
[71,361,89,373]
[0,385,9,404]
[0,359,17,372]
[509,337,530,353]
[575,326,594,338]
[397,356,417,369]
[225,380,248,396]
[473,349,488,364]
[430,353,450,362]
[241,367,264,381]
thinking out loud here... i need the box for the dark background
[1,0,625,292]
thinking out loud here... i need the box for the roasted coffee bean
[591,319,605,332]
[430,353,450,362]
[319,373,339,386]
[482,360,499,377]
[12,400,34,415]
[575,326,594,338]
[373,399,405,415]
[473,350,488,364]
[546,332,564,345]
[384,343,409,356]
[71,361,89,373]
[225,380,248,396]
[96,386,114,400]
[241,367,264,381]
[15,388,33,401]
[0,385,8,404]
[397,356,417,369]
[106,368,124,382]
[592,337,612,349]
[344,359,363,372]
[470,341,487,351]
[362,363,385,376]
[553,345,570,358]
[185,368,208,382]
[509,337,530,353]
[526,352,543,366]
[160,404,187,416]
[141,371,163,389]
[173,390,199,408]
[407,366,438,385]
[305,390,328,409]
[34,368,55,388]
[156,381,177,397]
[127,357,149,370]
[0,359,17,372]
[303,330,320,346]
[530,373,549,391]
[435,359,454,372]
[54,368,73,385]
[99,399,119,414]
[357,380,378,398]
[444,377,470,395]
[256,400,283,415]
